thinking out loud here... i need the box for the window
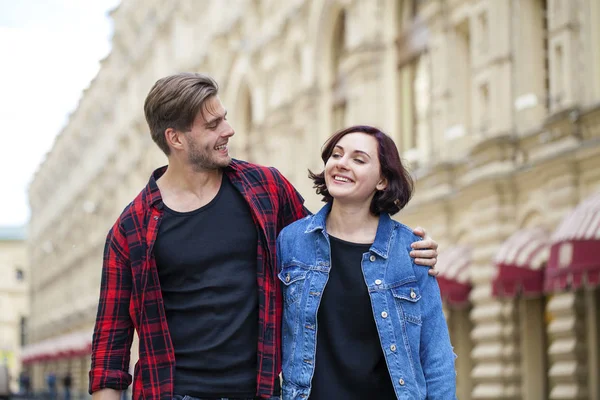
[553,44,564,108]
[399,62,417,151]
[542,0,550,111]
[20,316,27,346]
[478,12,489,54]
[331,10,347,132]
[16,268,24,281]
[478,82,490,134]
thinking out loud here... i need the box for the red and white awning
[492,227,549,297]
[21,330,92,364]
[545,191,600,291]
[436,246,471,307]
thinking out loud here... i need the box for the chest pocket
[392,285,422,326]
[278,263,309,305]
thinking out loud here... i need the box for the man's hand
[411,226,439,276]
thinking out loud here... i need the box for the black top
[154,174,259,398]
[310,235,396,400]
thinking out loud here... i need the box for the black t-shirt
[310,235,396,400]
[154,174,259,398]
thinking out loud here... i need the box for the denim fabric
[277,204,457,400]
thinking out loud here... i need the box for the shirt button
[369,255,376,262]
[390,344,397,351]
[410,289,417,299]
[285,273,290,282]
[153,216,159,220]
[399,378,405,386]
[381,311,388,318]
[375,279,382,285]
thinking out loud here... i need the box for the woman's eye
[354,159,365,164]
[332,153,341,158]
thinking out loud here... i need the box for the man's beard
[187,139,231,172]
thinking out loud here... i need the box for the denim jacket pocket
[391,285,423,326]
[278,263,309,305]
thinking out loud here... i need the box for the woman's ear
[376,177,388,191]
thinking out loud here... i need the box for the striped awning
[545,191,600,291]
[21,330,92,364]
[436,246,471,307]
[492,227,549,298]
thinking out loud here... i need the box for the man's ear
[165,128,184,150]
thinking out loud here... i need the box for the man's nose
[222,121,235,137]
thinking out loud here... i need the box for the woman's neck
[326,201,379,244]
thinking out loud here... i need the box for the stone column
[463,183,522,400]
[547,292,588,399]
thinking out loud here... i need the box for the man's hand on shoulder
[410,227,439,277]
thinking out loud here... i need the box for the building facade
[0,226,28,393]
[25,0,600,399]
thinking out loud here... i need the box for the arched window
[396,0,431,167]
[233,83,254,162]
[331,10,347,132]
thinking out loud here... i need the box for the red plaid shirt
[89,160,309,399]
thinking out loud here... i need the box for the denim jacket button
[381,311,388,318]
[375,279,382,285]
[369,255,376,262]
[410,289,416,299]
[390,344,397,351]
[285,273,290,282]
[399,378,405,386]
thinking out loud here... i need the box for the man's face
[184,95,235,171]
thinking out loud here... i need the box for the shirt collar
[305,202,395,259]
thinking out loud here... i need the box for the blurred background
[1,0,599,399]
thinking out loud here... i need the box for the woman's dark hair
[309,125,414,215]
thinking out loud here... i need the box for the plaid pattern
[89,159,309,400]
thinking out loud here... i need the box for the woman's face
[324,132,387,206]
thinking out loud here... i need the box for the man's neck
[156,161,224,212]
[326,201,379,244]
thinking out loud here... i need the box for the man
[63,373,72,400]
[89,73,439,400]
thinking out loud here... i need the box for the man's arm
[270,167,438,273]
[272,168,311,232]
[89,221,135,395]
[411,227,439,276]
[91,388,121,400]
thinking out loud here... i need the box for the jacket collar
[305,202,396,259]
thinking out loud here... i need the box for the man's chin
[219,156,232,167]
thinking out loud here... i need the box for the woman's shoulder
[390,219,422,245]
[279,214,314,239]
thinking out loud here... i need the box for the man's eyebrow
[204,110,227,126]
[334,144,371,158]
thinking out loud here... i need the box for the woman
[277,125,456,399]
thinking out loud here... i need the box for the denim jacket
[276,204,457,400]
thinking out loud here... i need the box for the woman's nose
[336,156,349,169]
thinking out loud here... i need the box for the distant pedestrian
[63,374,72,400]
[46,372,57,400]
[19,370,31,396]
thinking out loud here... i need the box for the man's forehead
[198,97,226,122]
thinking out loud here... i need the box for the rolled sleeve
[89,221,135,394]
